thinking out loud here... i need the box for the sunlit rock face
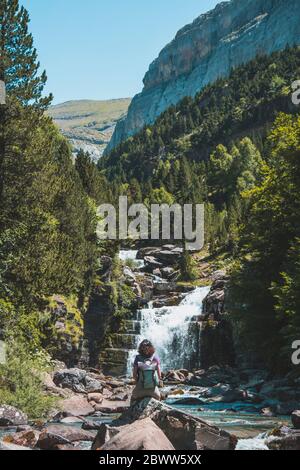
[106,0,300,153]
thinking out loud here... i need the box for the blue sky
[21,0,220,104]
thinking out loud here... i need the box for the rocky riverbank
[0,360,299,450]
[1,245,299,450]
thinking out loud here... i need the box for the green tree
[229,114,300,372]
[0,0,52,199]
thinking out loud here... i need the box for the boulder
[41,372,72,398]
[87,393,103,404]
[37,424,95,450]
[123,267,136,285]
[105,379,127,389]
[144,256,164,272]
[53,368,87,393]
[0,405,28,426]
[164,370,188,383]
[153,268,162,278]
[84,375,103,393]
[3,429,40,448]
[292,411,300,429]
[94,398,130,414]
[189,366,239,388]
[117,398,237,450]
[92,423,123,450]
[137,247,160,259]
[152,294,181,308]
[109,390,129,402]
[82,420,107,431]
[98,418,175,451]
[99,255,113,281]
[155,249,183,265]
[0,440,32,450]
[154,282,178,294]
[161,267,175,279]
[60,395,94,417]
[268,426,300,451]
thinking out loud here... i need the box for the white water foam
[236,433,269,451]
[119,249,144,269]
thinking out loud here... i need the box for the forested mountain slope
[107,0,300,152]
[102,47,300,373]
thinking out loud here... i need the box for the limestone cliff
[106,0,300,153]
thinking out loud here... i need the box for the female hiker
[131,340,162,403]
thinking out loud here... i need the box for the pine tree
[0,0,52,200]
[0,0,51,106]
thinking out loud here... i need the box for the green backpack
[137,355,159,390]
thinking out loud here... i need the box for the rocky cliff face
[106,0,300,153]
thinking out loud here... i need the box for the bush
[0,339,58,419]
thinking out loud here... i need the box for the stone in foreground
[0,405,28,426]
[292,410,300,430]
[0,440,32,450]
[96,418,175,451]
[60,395,94,417]
[268,426,300,451]
[3,429,40,448]
[115,398,237,450]
[37,424,95,450]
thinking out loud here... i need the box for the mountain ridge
[106,0,300,154]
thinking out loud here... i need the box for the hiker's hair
[138,340,155,358]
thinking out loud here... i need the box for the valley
[49,98,131,160]
[1,0,300,453]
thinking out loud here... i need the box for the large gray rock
[2,429,40,448]
[292,411,300,430]
[117,398,237,450]
[60,395,95,417]
[107,0,300,152]
[92,423,120,449]
[0,440,32,450]
[0,405,28,426]
[37,424,95,450]
[100,418,175,451]
[268,426,300,450]
[53,368,103,394]
[53,368,87,393]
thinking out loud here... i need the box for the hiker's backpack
[137,355,159,390]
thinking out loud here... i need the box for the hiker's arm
[157,364,162,380]
[133,365,138,382]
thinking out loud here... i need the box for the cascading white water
[127,286,210,373]
[119,249,144,269]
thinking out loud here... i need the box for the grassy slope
[48,98,131,159]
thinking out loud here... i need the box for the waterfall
[119,249,144,269]
[119,249,210,375]
[127,286,210,374]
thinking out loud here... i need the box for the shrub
[0,339,58,419]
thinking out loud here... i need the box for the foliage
[180,249,197,281]
[0,338,57,419]
[228,114,300,372]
